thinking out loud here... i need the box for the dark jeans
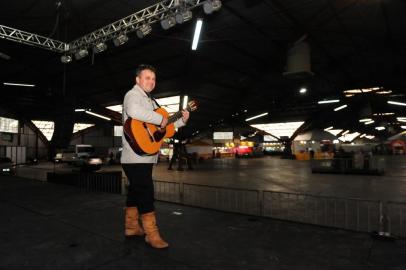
[122,163,154,214]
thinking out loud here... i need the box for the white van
[75,144,95,158]
[54,144,95,163]
[71,145,102,171]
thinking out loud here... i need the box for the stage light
[136,24,152,39]
[93,42,107,53]
[161,16,176,30]
[74,48,89,60]
[175,10,193,24]
[60,55,72,63]
[203,0,222,14]
[113,34,129,46]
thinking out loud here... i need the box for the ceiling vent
[283,37,314,79]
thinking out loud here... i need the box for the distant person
[109,152,114,165]
[309,149,315,159]
[168,140,193,170]
[168,141,181,170]
[180,141,193,170]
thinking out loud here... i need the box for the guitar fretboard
[168,110,184,124]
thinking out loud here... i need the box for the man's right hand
[160,117,168,128]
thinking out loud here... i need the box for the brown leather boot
[141,212,169,249]
[125,207,144,237]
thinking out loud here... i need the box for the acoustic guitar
[124,100,198,156]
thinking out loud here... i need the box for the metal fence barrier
[46,172,405,237]
[154,181,260,215]
[47,172,122,194]
[152,180,406,238]
[182,184,260,215]
[154,180,181,203]
[262,191,381,232]
[387,201,406,237]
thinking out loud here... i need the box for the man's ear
[135,76,139,85]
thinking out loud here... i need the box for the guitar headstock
[187,100,198,112]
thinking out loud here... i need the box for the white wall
[0,123,48,159]
[70,126,120,157]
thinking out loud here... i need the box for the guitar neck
[168,110,184,124]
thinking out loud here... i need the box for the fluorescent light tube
[245,112,268,122]
[318,99,340,104]
[364,120,375,125]
[85,111,111,121]
[388,100,406,106]
[3,82,35,87]
[191,19,203,50]
[182,95,188,109]
[334,104,347,111]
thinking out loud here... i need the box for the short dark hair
[135,64,156,77]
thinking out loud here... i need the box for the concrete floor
[1,175,405,270]
[151,155,406,202]
[14,155,406,202]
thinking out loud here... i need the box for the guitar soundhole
[153,130,166,142]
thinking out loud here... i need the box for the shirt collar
[133,84,150,98]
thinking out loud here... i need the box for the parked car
[54,150,75,163]
[54,144,95,163]
[72,155,103,172]
[0,157,15,175]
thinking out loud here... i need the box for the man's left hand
[182,110,190,123]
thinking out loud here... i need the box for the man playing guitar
[121,64,189,249]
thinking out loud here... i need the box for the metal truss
[0,24,67,53]
[0,0,207,54]
[67,0,205,52]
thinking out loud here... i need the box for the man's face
[136,69,156,93]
